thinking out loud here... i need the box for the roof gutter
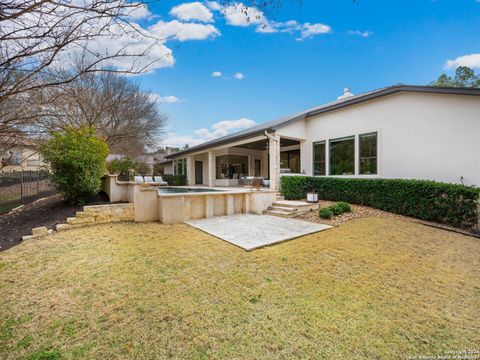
[165,128,273,159]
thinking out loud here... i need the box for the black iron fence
[0,171,57,214]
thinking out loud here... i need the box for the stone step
[268,206,297,213]
[272,200,314,209]
[264,210,296,218]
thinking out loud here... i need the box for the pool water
[158,187,222,194]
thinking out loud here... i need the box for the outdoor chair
[134,176,144,183]
[154,176,168,186]
[144,176,154,183]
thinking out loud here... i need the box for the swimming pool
[158,187,223,194]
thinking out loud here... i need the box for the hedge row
[281,176,480,229]
[162,174,187,186]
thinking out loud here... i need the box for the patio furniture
[144,176,154,183]
[134,176,144,183]
[154,176,168,186]
[239,176,264,187]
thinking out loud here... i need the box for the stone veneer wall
[59,203,134,231]
[22,203,134,241]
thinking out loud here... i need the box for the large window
[359,132,377,175]
[329,136,355,175]
[313,141,326,175]
[280,149,300,173]
[216,154,248,179]
[174,158,187,175]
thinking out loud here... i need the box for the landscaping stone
[56,223,72,232]
[32,226,49,236]
[75,211,95,219]
[67,217,94,225]
[94,214,112,222]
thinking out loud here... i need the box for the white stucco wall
[276,92,480,186]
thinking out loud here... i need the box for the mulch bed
[0,193,110,252]
[296,200,480,238]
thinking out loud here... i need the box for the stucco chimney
[337,87,354,100]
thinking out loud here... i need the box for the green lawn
[0,217,478,359]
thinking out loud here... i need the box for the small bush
[319,208,334,219]
[40,127,109,204]
[281,176,479,228]
[319,202,352,219]
[329,203,344,216]
[337,201,352,213]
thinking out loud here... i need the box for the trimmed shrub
[337,201,352,213]
[40,127,109,204]
[281,176,480,228]
[319,207,334,219]
[329,203,344,216]
[162,174,187,186]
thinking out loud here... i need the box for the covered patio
[168,132,305,191]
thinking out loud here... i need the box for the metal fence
[0,171,57,214]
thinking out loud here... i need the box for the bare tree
[0,0,171,148]
[38,70,167,157]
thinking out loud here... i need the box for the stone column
[208,151,216,187]
[269,134,280,191]
[186,155,195,186]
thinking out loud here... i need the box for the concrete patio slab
[186,214,332,251]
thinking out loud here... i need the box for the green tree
[430,66,480,88]
[40,127,109,204]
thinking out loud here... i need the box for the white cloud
[300,23,332,39]
[152,95,183,104]
[222,4,266,27]
[446,53,480,69]
[212,71,222,77]
[169,2,213,22]
[149,20,220,41]
[208,3,331,40]
[161,118,257,147]
[234,72,244,80]
[348,30,373,38]
[206,1,222,11]
[126,3,152,19]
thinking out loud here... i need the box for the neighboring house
[107,147,179,175]
[166,85,480,189]
[154,147,178,175]
[0,138,45,172]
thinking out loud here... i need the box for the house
[166,85,480,190]
[107,147,179,175]
[0,137,45,172]
[154,147,178,175]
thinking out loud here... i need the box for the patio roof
[166,84,480,159]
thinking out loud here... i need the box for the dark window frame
[328,135,355,176]
[313,141,326,176]
[358,132,378,175]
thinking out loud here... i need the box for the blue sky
[126,0,480,148]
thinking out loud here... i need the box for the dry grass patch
[0,218,479,359]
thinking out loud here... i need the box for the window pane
[313,142,325,175]
[280,150,300,173]
[280,152,289,169]
[329,137,355,175]
[216,155,248,179]
[359,132,377,175]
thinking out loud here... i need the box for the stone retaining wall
[22,203,134,241]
